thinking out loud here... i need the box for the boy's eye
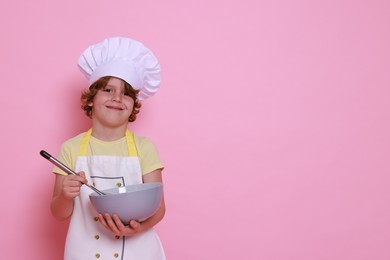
[103,88,113,93]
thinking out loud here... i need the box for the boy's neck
[90,124,128,141]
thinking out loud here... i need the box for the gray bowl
[89,182,163,223]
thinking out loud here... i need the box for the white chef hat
[77,37,161,100]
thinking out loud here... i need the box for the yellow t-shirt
[53,132,163,176]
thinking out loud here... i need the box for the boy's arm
[50,172,87,220]
[138,169,166,230]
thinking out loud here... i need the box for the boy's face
[89,77,134,128]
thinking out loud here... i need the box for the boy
[50,37,166,259]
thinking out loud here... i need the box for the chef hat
[77,37,161,100]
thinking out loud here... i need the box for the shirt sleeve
[52,138,79,175]
[135,136,164,175]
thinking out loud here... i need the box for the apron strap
[125,130,138,156]
[78,128,138,156]
[78,129,92,156]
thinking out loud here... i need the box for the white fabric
[64,145,165,259]
[78,37,162,100]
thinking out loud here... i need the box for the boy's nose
[111,92,122,102]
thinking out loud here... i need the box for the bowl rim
[89,182,163,197]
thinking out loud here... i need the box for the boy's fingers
[130,220,140,230]
[77,171,86,178]
[75,171,88,184]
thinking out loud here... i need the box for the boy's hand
[61,171,88,200]
[98,213,143,237]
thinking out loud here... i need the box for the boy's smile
[106,105,124,110]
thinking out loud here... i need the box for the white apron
[64,129,165,260]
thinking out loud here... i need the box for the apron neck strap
[78,128,138,156]
[125,130,138,156]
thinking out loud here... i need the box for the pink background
[0,0,389,259]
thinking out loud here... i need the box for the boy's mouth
[106,105,124,111]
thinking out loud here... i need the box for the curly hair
[80,76,142,122]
